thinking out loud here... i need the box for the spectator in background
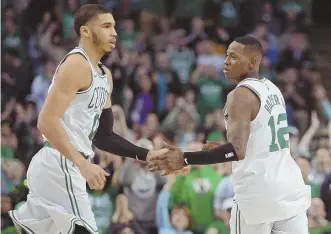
[307,198,331,234]
[259,39,277,82]
[312,149,331,185]
[118,18,138,50]
[278,67,309,135]
[196,40,225,72]
[118,139,166,234]
[156,174,194,234]
[130,75,154,127]
[183,18,208,48]
[218,0,240,30]
[296,157,320,198]
[152,51,182,114]
[28,58,56,113]
[1,49,30,103]
[321,172,331,222]
[1,120,18,161]
[190,65,226,120]
[89,148,123,234]
[260,1,282,36]
[167,30,195,85]
[1,195,14,231]
[249,20,279,66]
[112,105,136,142]
[279,1,307,33]
[205,198,232,234]
[39,22,66,64]
[212,162,233,234]
[169,142,222,234]
[1,159,25,195]
[108,194,146,234]
[161,99,199,151]
[2,8,24,57]
[277,32,313,71]
[140,113,160,140]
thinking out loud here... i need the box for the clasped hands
[146,141,220,176]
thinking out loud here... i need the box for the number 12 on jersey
[268,113,290,152]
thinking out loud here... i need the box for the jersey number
[268,113,289,152]
[88,114,100,140]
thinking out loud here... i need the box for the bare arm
[297,111,320,155]
[226,87,258,160]
[37,54,91,168]
[146,87,260,173]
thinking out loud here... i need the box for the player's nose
[224,57,230,66]
[111,28,117,37]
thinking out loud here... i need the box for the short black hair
[234,36,263,55]
[74,4,111,37]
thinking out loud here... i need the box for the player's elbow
[237,152,245,161]
[37,116,47,134]
[37,113,56,136]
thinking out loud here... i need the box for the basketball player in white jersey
[147,36,311,234]
[8,4,170,234]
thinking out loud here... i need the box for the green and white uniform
[225,78,311,234]
[9,47,110,234]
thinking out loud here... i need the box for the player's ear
[80,26,90,38]
[250,57,257,68]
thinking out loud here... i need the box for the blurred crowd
[1,0,331,234]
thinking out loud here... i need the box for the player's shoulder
[226,85,260,110]
[61,53,90,72]
[55,54,91,88]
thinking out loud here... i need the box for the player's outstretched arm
[146,87,259,173]
[38,55,109,189]
[92,68,169,162]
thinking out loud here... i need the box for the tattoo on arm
[226,88,255,160]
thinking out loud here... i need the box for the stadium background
[1,0,331,233]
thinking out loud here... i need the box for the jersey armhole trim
[238,83,262,122]
[76,70,94,94]
[75,47,107,78]
[53,51,94,95]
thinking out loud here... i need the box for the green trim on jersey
[8,211,36,234]
[44,142,90,159]
[60,156,98,234]
[74,47,107,79]
[237,83,261,100]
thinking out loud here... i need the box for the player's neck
[240,71,259,81]
[78,42,104,67]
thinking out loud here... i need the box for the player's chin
[105,44,116,52]
[223,70,232,80]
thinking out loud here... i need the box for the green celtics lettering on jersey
[47,47,110,157]
[264,94,289,152]
[87,86,109,140]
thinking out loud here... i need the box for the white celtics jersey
[224,78,311,224]
[47,47,110,158]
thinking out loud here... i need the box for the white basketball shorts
[230,201,309,234]
[9,146,98,234]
